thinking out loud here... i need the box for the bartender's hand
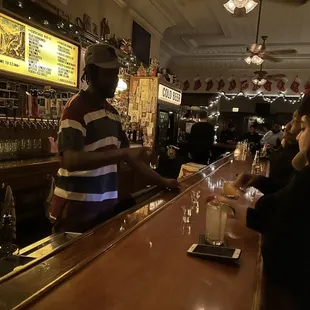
[233,173,257,189]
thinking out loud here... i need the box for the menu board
[0,13,79,88]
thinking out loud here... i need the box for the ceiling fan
[252,64,286,85]
[244,0,297,65]
[245,35,297,65]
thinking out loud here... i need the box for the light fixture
[245,56,252,65]
[251,55,264,65]
[116,79,127,92]
[244,55,264,65]
[224,0,258,14]
[252,77,267,86]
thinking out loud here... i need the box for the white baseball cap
[84,44,121,69]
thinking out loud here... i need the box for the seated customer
[243,125,261,153]
[244,125,261,144]
[219,122,237,145]
[261,123,283,147]
[236,113,310,307]
[188,111,215,165]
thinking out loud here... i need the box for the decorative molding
[112,0,128,9]
[149,0,176,28]
[169,57,310,70]
[128,8,163,38]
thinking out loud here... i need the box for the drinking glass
[191,190,201,214]
[247,186,257,202]
[206,177,216,192]
[205,200,228,246]
[182,205,193,221]
[223,181,238,199]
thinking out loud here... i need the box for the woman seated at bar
[268,110,301,182]
[234,107,310,307]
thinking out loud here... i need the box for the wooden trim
[0,155,233,310]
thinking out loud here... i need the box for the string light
[204,91,304,121]
[218,91,305,105]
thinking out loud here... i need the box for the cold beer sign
[158,84,182,106]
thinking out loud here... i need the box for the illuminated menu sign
[0,13,79,88]
[158,84,182,105]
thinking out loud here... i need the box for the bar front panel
[29,159,263,310]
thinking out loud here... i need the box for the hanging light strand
[214,91,305,106]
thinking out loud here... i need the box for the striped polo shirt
[53,90,124,204]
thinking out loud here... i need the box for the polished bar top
[20,156,266,310]
[0,157,60,171]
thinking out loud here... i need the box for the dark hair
[298,94,310,117]
[228,122,235,129]
[81,64,99,85]
[199,110,208,120]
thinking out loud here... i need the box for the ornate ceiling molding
[169,57,310,70]
[149,0,177,28]
[112,0,128,8]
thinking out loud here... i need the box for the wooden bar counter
[0,154,267,310]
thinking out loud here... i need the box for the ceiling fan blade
[263,55,283,63]
[249,44,262,53]
[266,49,297,55]
[254,70,267,75]
[268,0,308,6]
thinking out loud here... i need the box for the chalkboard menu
[0,13,79,88]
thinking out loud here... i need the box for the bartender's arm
[59,117,178,189]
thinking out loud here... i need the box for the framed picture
[83,14,92,32]
[92,23,99,37]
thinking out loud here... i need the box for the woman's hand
[233,173,257,189]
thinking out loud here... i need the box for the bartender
[49,43,179,233]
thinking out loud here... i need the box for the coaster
[199,234,228,247]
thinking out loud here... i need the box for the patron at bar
[260,123,283,147]
[188,110,215,165]
[49,44,178,233]
[268,110,301,182]
[219,122,237,145]
[235,113,310,307]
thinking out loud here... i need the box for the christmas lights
[205,92,304,111]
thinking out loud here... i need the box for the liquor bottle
[133,129,137,142]
[251,151,261,175]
